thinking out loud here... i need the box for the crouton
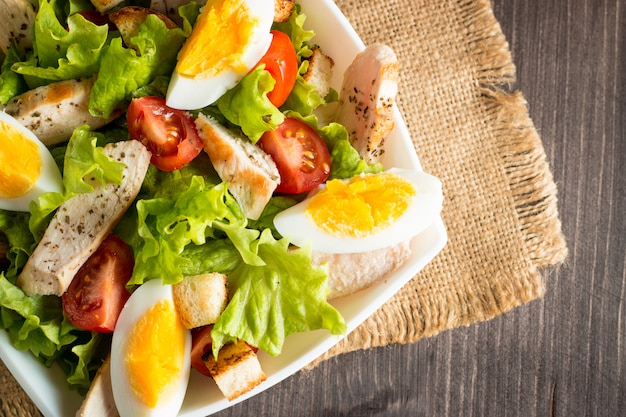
[89,0,124,14]
[274,0,294,22]
[172,273,229,329]
[303,46,335,100]
[203,340,267,401]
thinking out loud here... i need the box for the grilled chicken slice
[75,357,120,417]
[2,77,122,146]
[0,0,36,54]
[17,141,151,296]
[313,240,412,300]
[335,44,399,163]
[195,114,280,220]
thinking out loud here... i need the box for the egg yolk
[0,121,42,198]
[306,173,416,238]
[176,0,258,78]
[125,300,186,408]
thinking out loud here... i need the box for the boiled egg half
[110,279,192,417]
[274,168,444,254]
[166,0,275,110]
[0,111,63,212]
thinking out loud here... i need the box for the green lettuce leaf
[211,229,346,357]
[128,175,263,286]
[0,211,34,278]
[11,0,109,88]
[215,67,285,143]
[0,273,102,393]
[320,122,384,179]
[0,46,27,104]
[89,15,187,117]
[272,4,315,60]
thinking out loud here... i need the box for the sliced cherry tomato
[258,118,331,194]
[127,96,203,171]
[62,234,134,333]
[254,30,298,107]
[190,325,214,377]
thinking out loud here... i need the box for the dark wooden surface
[210,0,626,416]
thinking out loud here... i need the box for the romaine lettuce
[211,229,346,357]
[11,0,109,88]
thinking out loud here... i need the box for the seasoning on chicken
[335,44,399,163]
[2,77,123,146]
[17,140,151,296]
[195,113,280,220]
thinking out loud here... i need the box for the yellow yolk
[125,300,186,408]
[176,0,258,78]
[0,120,42,198]
[306,173,416,238]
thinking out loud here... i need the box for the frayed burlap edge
[306,0,568,368]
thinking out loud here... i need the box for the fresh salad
[0,0,388,398]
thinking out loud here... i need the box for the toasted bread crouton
[89,0,124,13]
[75,357,119,417]
[274,0,294,22]
[312,240,412,299]
[109,6,177,50]
[195,113,280,220]
[0,0,36,54]
[204,340,267,401]
[303,46,335,100]
[173,273,228,329]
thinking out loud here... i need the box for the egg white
[110,279,191,417]
[0,111,63,212]
[166,0,275,110]
[273,168,444,254]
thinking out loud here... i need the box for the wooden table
[210,0,626,416]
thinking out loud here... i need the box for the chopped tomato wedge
[258,118,331,194]
[62,234,134,333]
[127,96,203,171]
[190,325,214,377]
[254,30,299,107]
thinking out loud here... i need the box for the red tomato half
[127,96,203,171]
[258,118,331,194]
[254,30,298,107]
[190,325,214,377]
[62,234,134,333]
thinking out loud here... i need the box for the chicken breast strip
[335,44,399,163]
[0,0,35,54]
[17,140,151,296]
[2,77,122,146]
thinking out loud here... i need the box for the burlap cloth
[0,0,568,415]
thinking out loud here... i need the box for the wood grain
[210,0,626,416]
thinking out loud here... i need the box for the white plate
[0,1,448,416]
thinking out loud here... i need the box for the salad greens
[0,0,383,393]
